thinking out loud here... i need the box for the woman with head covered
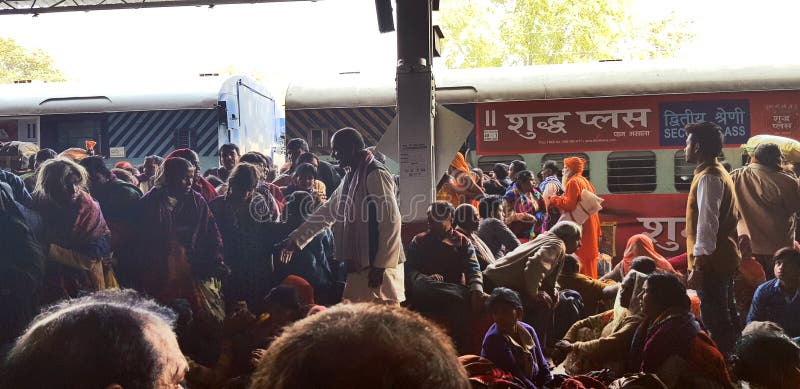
[136,157,228,324]
[555,270,650,376]
[602,234,679,282]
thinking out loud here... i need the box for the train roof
[0,75,271,117]
[285,61,800,109]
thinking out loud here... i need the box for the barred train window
[607,151,656,193]
[674,150,695,192]
[540,153,590,180]
[310,128,326,149]
[477,155,523,172]
[674,150,726,192]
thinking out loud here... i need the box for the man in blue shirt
[747,247,800,337]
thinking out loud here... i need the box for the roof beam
[0,0,314,15]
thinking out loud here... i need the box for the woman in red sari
[166,148,218,203]
[32,158,114,302]
[551,157,601,278]
[136,157,228,324]
[629,273,734,389]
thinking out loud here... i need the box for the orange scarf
[622,234,675,275]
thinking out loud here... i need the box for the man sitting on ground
[406,201,487,351]
[483,220,582,347]
[557,254,617,317]
[747,247,800,338]
[454,203,496,270]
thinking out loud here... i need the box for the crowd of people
[0,122,799,389]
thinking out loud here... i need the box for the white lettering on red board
[576,109,650,130]
[488,108,651,141]
[504,112,571,139]
[637,217,687,252]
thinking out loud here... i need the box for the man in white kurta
[283,128,405,303]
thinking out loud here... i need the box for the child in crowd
[271,192,342,305]
[281,162,325,206]
[481,287,552,389]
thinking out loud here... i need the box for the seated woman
[453,203,496,269]
[629,273,734,389]
[481,287,552,389]
[601,233,679,282]
[554,270,648,376]
[502,170,545,240]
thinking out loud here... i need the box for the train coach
[285,62,800,259]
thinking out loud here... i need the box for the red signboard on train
[600,194,689,259]
[476,90,800,154]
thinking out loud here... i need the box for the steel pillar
[396,0,435,222]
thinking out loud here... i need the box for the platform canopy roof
[0,0,308,15]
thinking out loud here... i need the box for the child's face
[775,260,800,283]
[490,302,519,330]
[294,174,315,190]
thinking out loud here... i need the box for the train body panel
[286,63,800,261]
[0,75,283,170]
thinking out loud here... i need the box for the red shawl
[194,175,218,203]
[164,149,218,203]
[37,190,110,248]
[136,187,224,308]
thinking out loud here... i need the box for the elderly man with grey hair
[483,220,582,346]
[484,221,582,300]
[732,142,800,278]
[1,290,189,389]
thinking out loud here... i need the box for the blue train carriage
[0,75,283,171]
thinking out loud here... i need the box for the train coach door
[40,114,107,155]
[17,118,40,144]
[0,117,39,144]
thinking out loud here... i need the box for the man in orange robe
[551,157,600,278]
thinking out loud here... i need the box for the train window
[174,128,194,149]
[540,153,590,180]
[607,151,656,193]
[56,119,102,152]
[310,128,326,149]
[674,150,695,192]
[674,150,727,192]
[477,155,523,172]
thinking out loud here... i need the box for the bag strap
[577,200,591,216]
